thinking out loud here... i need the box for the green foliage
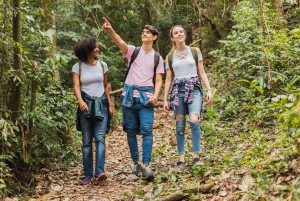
[210,1,300,98]
[0,0,81,196]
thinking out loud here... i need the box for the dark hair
[141,25,159,44]
[74,37,100,62]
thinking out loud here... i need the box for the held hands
[149,95,158,106]
[102,17,112,32]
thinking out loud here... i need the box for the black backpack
[124,46,160,84]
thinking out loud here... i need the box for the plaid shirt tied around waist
[169,76,202,111]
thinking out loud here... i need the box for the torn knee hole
[189,113,199,123]
[175,114,183,121]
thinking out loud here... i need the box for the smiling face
[141,28,157,44]
[88,42,100,58]
[170,26,186,44]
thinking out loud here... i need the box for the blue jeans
[79,105,108,176]
[122,97,154,165]
[174,86,203,154]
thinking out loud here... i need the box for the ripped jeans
[174,86,203,154]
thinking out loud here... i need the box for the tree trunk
[39,0,59,80]
[1,0,11,115]
[146,0,159,52]
[11,0,22,122]
[271,0,284,29]
[28,61,38,157]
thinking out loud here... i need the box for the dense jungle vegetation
[1,0,300,200]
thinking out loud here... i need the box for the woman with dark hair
[72,37,114,185]
[163,25,212,171]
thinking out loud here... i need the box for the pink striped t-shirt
[122,45,164,97]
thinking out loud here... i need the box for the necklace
[174,48,189,60]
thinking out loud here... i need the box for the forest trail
[29,101,179,201]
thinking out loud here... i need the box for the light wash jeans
[79,105,108,176]
[174,86,203,154]
[122,96,154,165]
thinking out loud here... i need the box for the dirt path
[29,104,177,201]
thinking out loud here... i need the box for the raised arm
[102,17,128,54]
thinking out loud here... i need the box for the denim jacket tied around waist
[122,84,153,107]
[76,91,108,131]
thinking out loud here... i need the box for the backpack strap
[99,61,105,73]
[79,62,82,76]
[190,47,198,67]
[167,47,198,74]
[124,47,160,85]
[124,47,141,81]
[167,51,174,74]
[152,51,160,85]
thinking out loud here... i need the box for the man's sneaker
[95,173,107,181]
[141,165,154,181]
[82,175,93,185]
[193,158,204,166]
[173,161,185,171]
[132,163,142,176]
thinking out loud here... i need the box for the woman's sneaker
[95,173,107,181]
[82,175,93,185]
[141,165,154,181]
[193,158,204,166]
[173,161,185,172]
[132,163,142,176]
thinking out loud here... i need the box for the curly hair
[74,37,100,62]
[141,25,159,44]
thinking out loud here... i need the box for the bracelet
[207,88,212,91]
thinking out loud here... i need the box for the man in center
[102,17,164,181]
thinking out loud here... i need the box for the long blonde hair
[169,25,186,52]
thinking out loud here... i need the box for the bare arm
[196,48,212,103]
[72,72,88,112]
[163,57,173,112]
[149,73,163,106]
[102,17,128,54]
[103,73,115,115]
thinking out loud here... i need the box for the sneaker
[82,175,93,185]
[173,161,185,171]
[132,163,142,176]
[141,165,154,181]
[193,158,204,166]
[95,173,107,181]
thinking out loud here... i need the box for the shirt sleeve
[71,62,80,74]
[123,45,135,62]
[156,56,165,74]
[165,61,169,69]
[198,54,203,61]
[101,61,108,74]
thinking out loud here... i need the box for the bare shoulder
[194,47,202,54]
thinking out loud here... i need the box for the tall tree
[10,0,22,122]
[39,0,59,80]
